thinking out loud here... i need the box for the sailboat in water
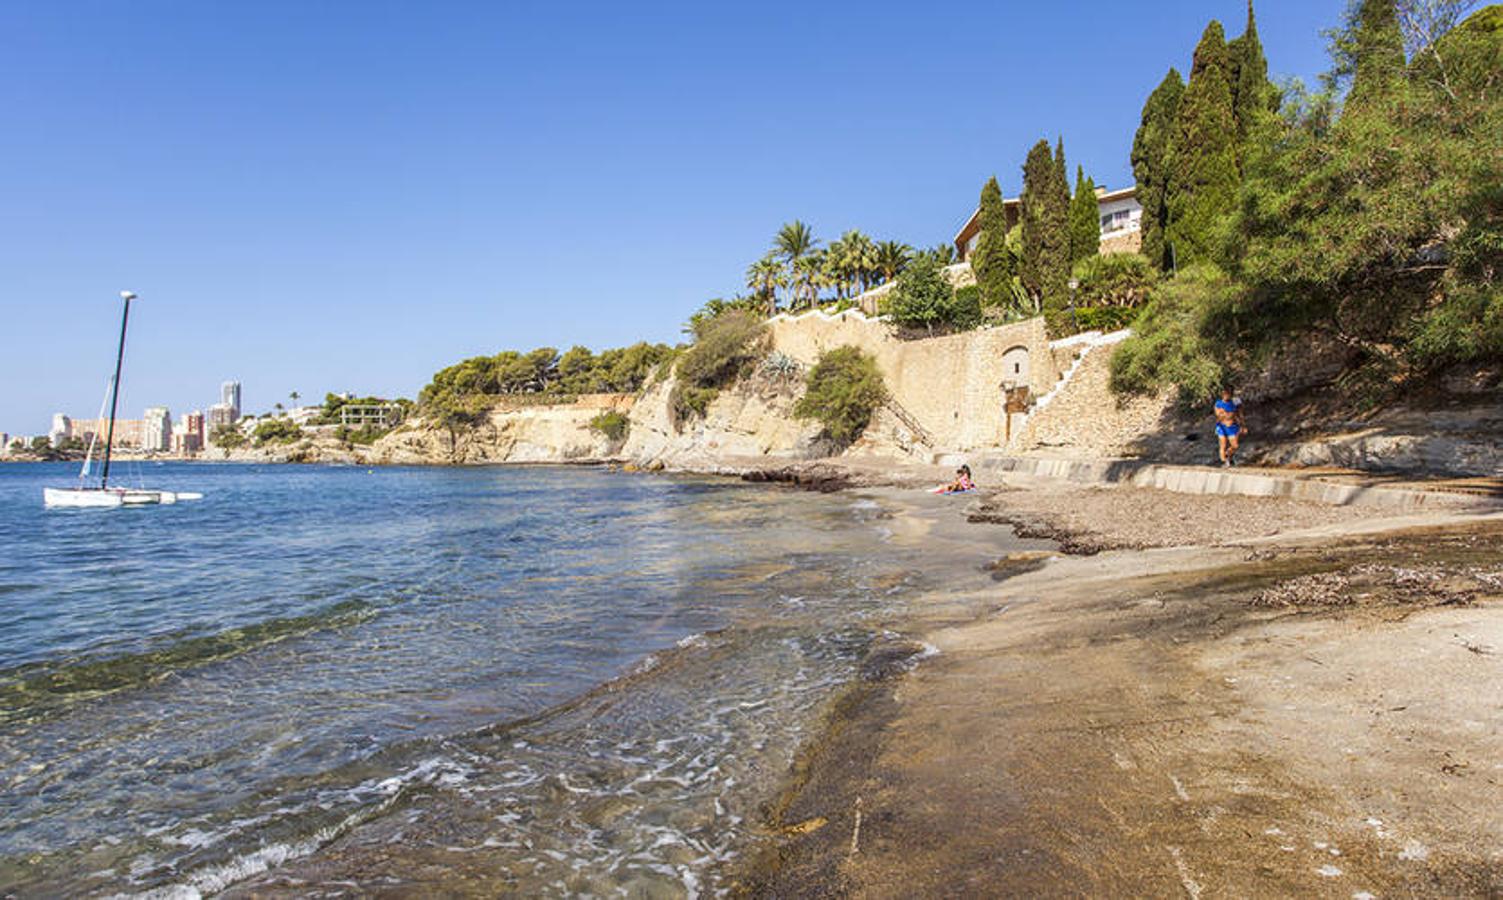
[43,291,204,509]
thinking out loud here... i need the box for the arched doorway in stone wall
[1000,345,1030,388]
[999,345,1031,444]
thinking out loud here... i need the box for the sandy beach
[734,469,1503,897]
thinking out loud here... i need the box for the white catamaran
[43,291,204,509]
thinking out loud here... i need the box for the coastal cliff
[366,395,633,465]
[369,311,1075,470]
[354,308,1501,477]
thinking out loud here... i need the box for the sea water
[0,462,965,896]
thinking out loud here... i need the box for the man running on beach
[1214,388,1246,467]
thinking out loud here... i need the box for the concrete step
[942,454,1502,512]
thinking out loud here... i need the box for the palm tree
[823,235,849,298]
[808,249,836,304]
[923,243,956,266]
[745,255,785,317]
[774,220,818,309]
[792,255,824,310]
[289,390,301,409]
[874,240,913,284]
[840,230,877,295]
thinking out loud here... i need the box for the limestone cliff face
[368,398,630,465]
[357,374,826,469]
[368,312,1061,468]
[619,371,825,468]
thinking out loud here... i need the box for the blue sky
[0,0,1341,434]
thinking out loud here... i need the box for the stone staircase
[1002,329,1134,451]
[884,397,935,448]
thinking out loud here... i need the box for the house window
[1100,209,1134,234]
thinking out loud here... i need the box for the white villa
[953,185,1143,261]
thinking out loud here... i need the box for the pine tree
[1019,139,1071,314]
[1069,165,1100,264]
[971,176,1014,310]
[1229,0,1273,153]
[1132,68,1185,272]
[1347,0,1406,111]
[1165,21,1240,268]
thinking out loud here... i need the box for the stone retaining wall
[766,311,1058,451]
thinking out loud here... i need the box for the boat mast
[100,291,134,489]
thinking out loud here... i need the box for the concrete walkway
[949,453,1503,511]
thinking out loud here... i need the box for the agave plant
[760,350,801,381]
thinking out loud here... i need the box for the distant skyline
[0,0,1342,433]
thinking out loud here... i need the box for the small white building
[953,185,1144,261]
[287,406,325,425]
[1095,186,1142,238]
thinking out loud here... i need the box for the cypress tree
[1347,0,1407,111]
[1054,136,1068,202]
[1019,139,1070,313]
[971,176,1014,310]
[1069,165,1100,264]
[1229,0,1273,151]
[1132,68,1185,272]
[1165,21,1240,268]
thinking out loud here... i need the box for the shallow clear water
[0,462,960,896]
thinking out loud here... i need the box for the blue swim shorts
[1216,423,1241,438]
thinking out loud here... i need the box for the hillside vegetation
[419,342,674,432]
[1113,1,1503,405]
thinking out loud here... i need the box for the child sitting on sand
[938,465,975,494]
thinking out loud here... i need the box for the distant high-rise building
[221,381,242,420]
[143,407,172,452]
[206,403,236,435]
[49,413,71,447]
[174,410,205,454]
[67,418,145,448]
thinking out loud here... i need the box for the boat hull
[43,487,180,508]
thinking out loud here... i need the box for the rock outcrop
[619,371,824,469]
[368,396,632,465]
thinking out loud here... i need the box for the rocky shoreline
[15,437,1501,893]
[728,476,1503,897]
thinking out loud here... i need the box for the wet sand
[736,480,1503,897]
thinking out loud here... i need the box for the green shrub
[685,296,764,337]
[677,310,767,386]
[589,410,630,443]
[1072,253,1158,308]
[793,346,889,445]
[949,285,984,330]
[253,418,303,445]
[670,310,767,427]
[670,385,719,423]
[1409,285,1503,371]
[1109,265,1230,402]
[885,257,957,333]
[884,257,984,334]
[336,424,388,445]
[1075,305,1141,332]
[210,425,246,449]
